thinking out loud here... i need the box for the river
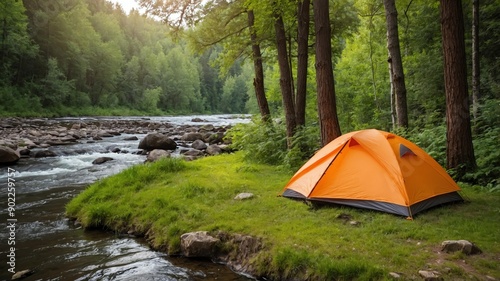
[0,115,252,281]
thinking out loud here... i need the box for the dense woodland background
[1,0,499,188]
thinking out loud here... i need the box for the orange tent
[282,129,463,218]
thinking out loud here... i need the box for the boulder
[180,231,220,258]
[181,132,203,142]
[191,139,207,150]
[206,144,222,155]
[146,149,171,162]
[34,150,57,158]
[183,149,204,157]
[206,132,224,144]
[441,240,482,255]
[18,148,31,156]
[92,157,114,165]
[200,124,215,132]
[0,146,20,164]
[139,133,177,151]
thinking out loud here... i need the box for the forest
[1,0,499,188]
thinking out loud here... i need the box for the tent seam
[307,140,350,198]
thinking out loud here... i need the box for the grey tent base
[282,189,464,217]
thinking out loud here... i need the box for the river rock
[191,117,206,122]
[0,146,20,164]
[181,132,203,142]
[11,269,33,280]
[180,231,220,258]
[146,149,170,162]
[0,140,17,150]
[139,133,177,151]
[441,240,482,255]
[200,124,215,131]
[92,157,114,165]
[206,132,224,144]
[183,149,204,157]
[206,144,222,155]
[18,148,31,156]
[34,150,57,158]
[124,136,139,141]
[191,139,207,150]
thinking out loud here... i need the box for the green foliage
[405,125,447,167]
[1,0,248,116]
[335,7,392,132]
[227,118,320,171]
[140,87,161,111]
[464,99,500,188]
[38,58,75,107]
[227,118,288,166]
[221,74,249,113]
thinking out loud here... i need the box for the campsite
[3,0,499,279]
[66,151,500,280]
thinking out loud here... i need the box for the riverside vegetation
[66,151,500,280]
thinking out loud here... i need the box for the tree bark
[247,10,271,122]
[439,0,476,178]
[295,0,310,127]
[313,0,341,146]
[274,14,297,146]
[471,0,480,123]
[383,0,408,129]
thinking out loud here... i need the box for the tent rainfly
[282,129,463,218]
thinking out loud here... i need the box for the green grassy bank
[66,152,500,280]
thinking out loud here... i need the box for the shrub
[227,117,320,171]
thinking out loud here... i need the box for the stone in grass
[418,270,443,281]
[234,193,254,200]
[146,149,171,162]
[441,240,482,255]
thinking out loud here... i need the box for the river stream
[0,115,252,281]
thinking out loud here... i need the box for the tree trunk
[471,0,480,123]
[383,0,408,129]
[313,0,341,146]
[295,0,310,127]
[439,0,476,178]
[274,14,297,147]
[247,10,271,122]
[388,57,396,130]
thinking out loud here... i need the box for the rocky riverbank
[0,116,236,165]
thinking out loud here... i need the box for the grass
[66,152,500,280]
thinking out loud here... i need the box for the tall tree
[274,13,297,146]
[295,0,310,127]
[248,9,271,122]
[0,0,37,84]
[439,0,476,177]
[314,0,342,146]
[383,0,408,128]
[471,0,480,122]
